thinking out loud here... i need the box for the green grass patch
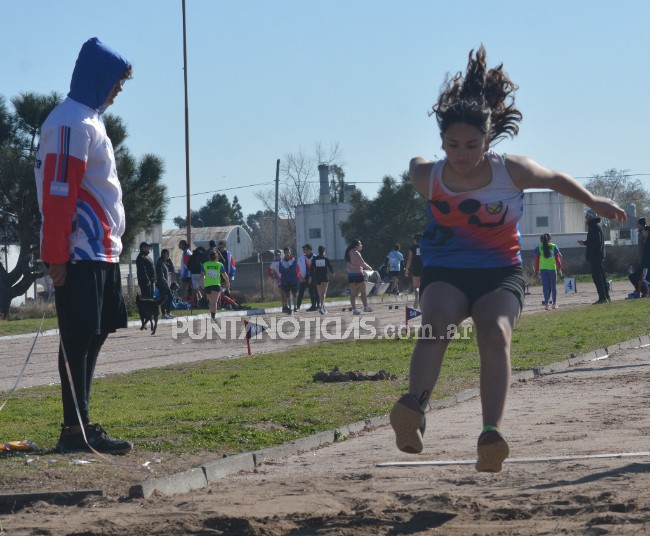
[0,299,648,456]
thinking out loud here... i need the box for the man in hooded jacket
[578,209,610,304]
[35,37,133,455]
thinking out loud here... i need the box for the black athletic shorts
[410,264,423,277]
[204,285,221,294]
[54,261,128,336]
[281,283,298,292]
[347,274,364,284]
[420,264,525,310]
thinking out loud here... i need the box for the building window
[536,216,549,228]
[309,228,321,239]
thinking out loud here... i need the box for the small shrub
[8,299,58,321]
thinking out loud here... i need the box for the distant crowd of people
[134,238,239,320]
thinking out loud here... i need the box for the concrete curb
[127,334,647,499]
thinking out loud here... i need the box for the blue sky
[2,1,648,229]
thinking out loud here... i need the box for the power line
[167,181,275,200]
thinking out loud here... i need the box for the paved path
[0,281,626,393]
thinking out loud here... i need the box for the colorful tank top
[421,151,524,268]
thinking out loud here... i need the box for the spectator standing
[136,242,156,298]
[279,247,299,314]
[578,209,610,304]
[178,240,192,301]
[164,251,177,287]
[533,233,562,310]
[313,245,335,314]
[187,245,207,306]
[385,243,404,295]
[628,217,647,295]
[296,244,319,311]
[268,250,281,279]
[629,221,650,297]
[268,250,282,292]
[344,239,373,315]
[156,248,174,319]
[217,240,237,282]
[404,233,423,308]
[637,217,646,262]
[35,37,133,454]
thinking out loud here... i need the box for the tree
[255,143,345,246]
[173,193,242,228]
[0,92,60,318]
[245,209,293,252]
[585,169,650,230]
[0,93,167,318]
[329,164,346,202]
[340,172,429,267]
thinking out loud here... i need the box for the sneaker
[86,423,133,455]
[282,306,290,314]
[321,307,327,314]
[552,303,558,309]
[475,429,509,473]
[352,309,361,315]
[319,306,325,315]
[363,306,373,313]
[544,303,550,310]
[306,306,318,312]
[293,307,299,313]
[389,394,426,454]
[592,299,608,305]
[56,424,132,455]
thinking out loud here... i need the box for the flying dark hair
[344,239,361,262]
[541,233,552,258]
[430,45,522,145]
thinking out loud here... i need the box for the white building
[295,202,351,259]
[519,189,585,235]
[518,189,586,250]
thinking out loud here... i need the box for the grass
[0,299,648,456]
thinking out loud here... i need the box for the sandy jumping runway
[4,341,649,535]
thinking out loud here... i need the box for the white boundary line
[377,451,650,467]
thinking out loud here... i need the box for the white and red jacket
[34,37,131,265]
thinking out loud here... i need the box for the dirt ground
[1,282,650,535]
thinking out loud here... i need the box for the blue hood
[68,37,131,113]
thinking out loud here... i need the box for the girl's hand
[589,197,627,222]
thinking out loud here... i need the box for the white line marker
[591,354,610,361]
[377,451,650,467]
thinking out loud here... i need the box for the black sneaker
[55,424,132,455]
[56,425,90,454]
[86,423,133,455]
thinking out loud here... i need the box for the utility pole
[182,0,192,245]
[274,158,280,252]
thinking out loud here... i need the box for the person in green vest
[533,233,563,310]
[200,249,230,321]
